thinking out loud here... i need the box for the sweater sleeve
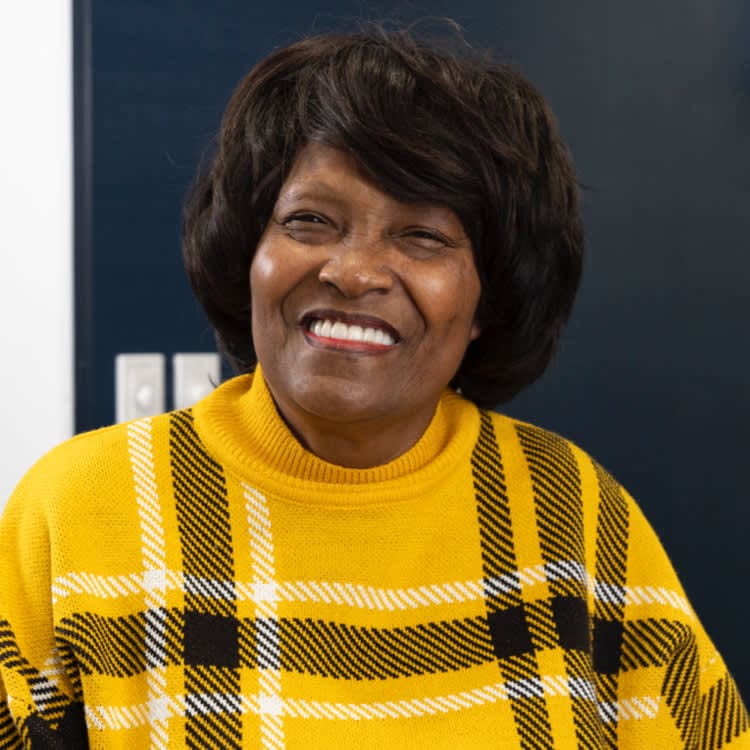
[613,485,750,748]
[0,459,88,748]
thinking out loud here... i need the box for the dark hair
[182,23,583,407]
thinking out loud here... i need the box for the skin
[250,143,482,468]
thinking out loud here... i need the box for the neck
[267,391,435,469]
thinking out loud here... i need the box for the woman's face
[250,143,481,450]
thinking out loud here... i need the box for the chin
[282,368,371,409]
[298,389,388,424]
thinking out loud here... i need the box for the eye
[399,227,454,258]
[408,229,444,244]
[282,212,327,227]
[277,212,335,244]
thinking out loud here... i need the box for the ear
[469,319,482,341]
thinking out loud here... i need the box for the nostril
[318,255,393,296]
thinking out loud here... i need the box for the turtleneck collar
[191,367,480,503]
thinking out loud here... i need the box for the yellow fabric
[1,370,748,748]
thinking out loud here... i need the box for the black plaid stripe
[498,652,554,740]
[184,666,244,749]
[664,632,700,747]
[516,425,585,600]
[471,411,520,612]
[620,615,737,742]
[700,674,750,750]
[471,413,555,748]
[518,596,598,657]
[185,611,239,668]
[21,705,88,749]
[0,620,72,728]
[591,462,629,622]
[238,616,258,671]
[56,611,151,676]
[280,615,493,679]
[56,610,184,676]
[592,461,630,746]
[56,611,497,680]
[170,410,241,749]
[516,424,599,747]
[57,600,634,683]
[620,618,692,671]
[551,597,589,653]
[0,619,27,672]
[592,618,624,675]
[0,619,86,746]
[55,639,83,702]
[525,599,559,652]
[565,648,605,747]
[0,703,15,748]
[171,411,235,618]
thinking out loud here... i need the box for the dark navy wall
[78,0,750,696]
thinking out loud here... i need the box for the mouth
[301,311,400,351]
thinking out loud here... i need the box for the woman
[1,25,747,749]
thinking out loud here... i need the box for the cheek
[249,242,291,322]
[250,239,316,344]
[249,244,293,364]
[249,244,274,301]
[419,260,481,330]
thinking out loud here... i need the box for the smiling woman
[182,27,582,411]
[1,21,748,750]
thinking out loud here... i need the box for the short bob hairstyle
[183,24,583,407]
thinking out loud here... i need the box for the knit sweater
[1,371,747,749]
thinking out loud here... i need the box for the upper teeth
[309,319,396,346]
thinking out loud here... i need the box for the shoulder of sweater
[38,411,175,465]
[480,408,585,455]
[482,408,628,496]
[3,411,175,519]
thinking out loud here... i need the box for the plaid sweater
[1,372,747,749]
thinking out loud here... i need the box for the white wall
[0,3,73,509]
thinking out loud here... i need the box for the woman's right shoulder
[3,412,173,523]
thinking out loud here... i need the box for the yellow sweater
[1,371,747,749]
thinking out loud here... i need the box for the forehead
[275,143,361,203]
[278,142,382,202]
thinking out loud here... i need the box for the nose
[317,237,394,298]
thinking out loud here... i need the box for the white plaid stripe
[128,419,169,749]
[81,679,662,730]
[51,565,693,617]
[244,484,284,749]
[598,696,662,723]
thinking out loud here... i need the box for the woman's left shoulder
[479,409,626,497]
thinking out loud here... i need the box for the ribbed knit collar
[191,367,480,503]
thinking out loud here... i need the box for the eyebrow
[275,181,344,206]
